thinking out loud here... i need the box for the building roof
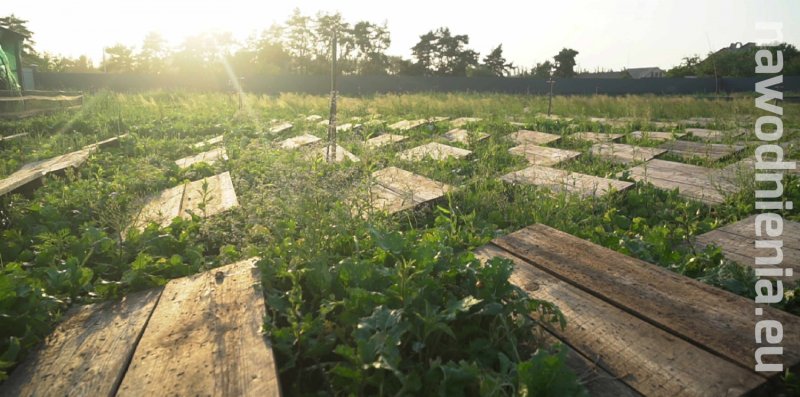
[625,67,665,79]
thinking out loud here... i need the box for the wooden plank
[0,144,103,197]
[0,132,28,142]
[82,134,128,151]
[279,134,321,149]
[629,131,686,142]
[568,132,624,143]
[133,172,239,231]
[368,167,453,214]
[131,184,185,230]
[388,119,427,131]
[500,165,632,197]
[450,117,482,127]
[695,215,800,284]
[649,121,679,129]
[474,244,765,397]
[305,114,323,122]
[442,128,489,145]
[192,135,224,149]
[268,122,293,134]
[117,258,281,397]
[590,143,666,164]
[507,130,561,145]
[686,128,745,142]
[491,224,800,373]
[508,145,581,166]
[659,140,744,161]
[397,142,472,161]
[627,159,738,205]
[180,172,239,219]
[175,147,228,169]
[0,289,163,397]
[308,144,360,163]
[365,134,407,149]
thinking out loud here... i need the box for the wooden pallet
[442,128,489,145]
[590,143,666,164]
[695,215,800,284]
[629,130,686,142]
[475,224,800,396]
[627,159,739,205]
[0,132,28,143]
[507,130,561,146]
[175,147,228,169]
[305,114,323,122]
[387,117,448,131]
[397,142,472,162]
[366,167,453,215]
[0,258,281,397]
[450,117,482,127]
[365,134,407,149]
[278,134,321,149]
[131,172,239,231]
[568,132,623,143]
[500,165,632,197]
[508,145,581,166]
[659,140,745,161]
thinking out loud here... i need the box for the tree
[531,60,553,78]
[283,9,316,74]
[0,14,35,55]
[137,32,169,74]
[351,21,391,75]
[666,55,701,77]
[411,28,479,76]
[553,48,579,78]
[482,44,513,76]
[102,44,135,73]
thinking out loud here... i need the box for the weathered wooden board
[132,172,239,231]
[627,159,739,205]
[0,132,28,143]
[0,144,102,197]
[388,117,448,131]
[279,133,321,149]
[82,134,127,151]
[568,132,624,143]
[590,143,666,164]
[500,165,632,197]
[308,144,360,163]
[686,128,745,142]
[490,224,800,377]
[649,121,679,129]
[450,117,482,127]
[442,128,489,144]
[117,258,281,397]
[175,147,228,169]
[268,122,293,134]
[719,158,800,181]
[367,167,453,214]
[474,244,765,397]
[0,289,163,397]
[397,142,472,161]
[629,130,686,142]
[508,145,581,166]
[192,135,224,149]
[365,133,407,149]
[659,140,744,161]
[695,215,800,284]
[507,130,561,145]
[679,117,717,127]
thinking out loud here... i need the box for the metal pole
[326,28,338,163]
[546,77,555,116]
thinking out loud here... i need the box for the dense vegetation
[0,92,798,395]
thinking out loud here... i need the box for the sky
[7,0,800,72]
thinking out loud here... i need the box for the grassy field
[0,91,798,395]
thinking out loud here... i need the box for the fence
[32,72,800,96]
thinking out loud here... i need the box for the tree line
[0,11,580,78]
[2,12,798,78]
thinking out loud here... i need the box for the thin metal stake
[327,28,338,163]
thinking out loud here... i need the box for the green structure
[0,26,24,92]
